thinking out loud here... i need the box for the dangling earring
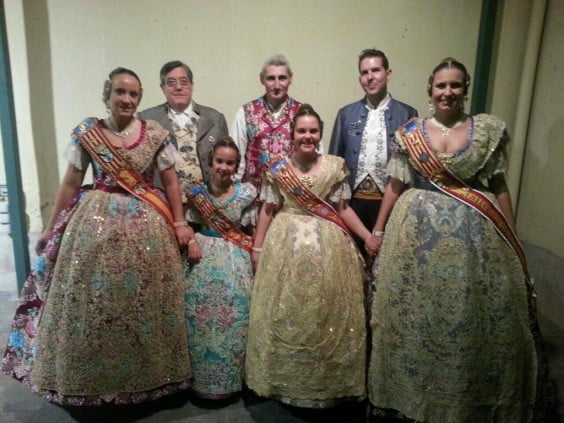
[103,79,112,114]
[457,97,467,112]
[428,99,435,115]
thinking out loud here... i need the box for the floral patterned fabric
[354,98,389,192]
[2,190,84,386]
[245,155,366,408]
[241,97,301,191]
[2,118,191,405]
[368,114,538,422]
[170,113,203,202]
[184,182,256,398]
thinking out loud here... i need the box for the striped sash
[187,183,253,253]
[400,119,534,294]
[266,158,352,238]
[74,118,174,226]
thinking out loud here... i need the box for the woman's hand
[187,241,202,264]
[174,225,191,247]
[251,249,261,269]
[365,234,383,257]
[35,229,52,255]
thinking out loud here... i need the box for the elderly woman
[246,104,375,408]
[367,58,543,422]
[2,67,192,405]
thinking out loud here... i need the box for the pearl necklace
[105,117,136,138]
[429,115,467,137]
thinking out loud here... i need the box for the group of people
[0,49,546,422]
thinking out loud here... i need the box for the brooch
[347,120,362,136]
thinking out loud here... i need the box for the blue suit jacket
[329,97,417,187]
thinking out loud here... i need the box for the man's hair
[159,60,194,86]
[358,49,389,72]
[260,54,293,80]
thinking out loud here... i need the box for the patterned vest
[242,96,301,190]
[170,113,202,202]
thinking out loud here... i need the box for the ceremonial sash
[186,183,253,253]
[74,118,174,226]
[400,120,534,293]
[266,158,352,238]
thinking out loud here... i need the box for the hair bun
[440,56,458,63]
[297,104,314,113]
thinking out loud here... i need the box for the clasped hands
[364,233,383,257]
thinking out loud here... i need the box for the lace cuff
[185,206,203,225]
[259,175,282,205]
[477,145,508,187]
[63,141,90,170]
[328,179,352,203]
[156,141,177,171]
[387,152,411,183]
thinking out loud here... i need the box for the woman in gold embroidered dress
[246,104,378,408]
[2,68,192,405]
[366,58,541,422]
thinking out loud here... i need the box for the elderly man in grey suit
[329,49,417,244]
[139,60,228,201]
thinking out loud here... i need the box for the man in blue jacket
[329,49,417,239]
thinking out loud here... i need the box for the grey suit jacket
[138,102,228,184]
[329,97,418,188]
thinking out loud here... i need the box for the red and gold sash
[266,158,352,237]
[186,183,253,253]
[400,120,533,292]
[74,118,174,226]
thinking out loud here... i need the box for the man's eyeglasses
[165,78,190,88]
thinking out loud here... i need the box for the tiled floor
[0,287,562,422]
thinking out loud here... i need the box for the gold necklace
[208,182,231,197]
[430,116,466,137]
[106,117,135,138]
[299,175,315,189]
[291,154,318,173]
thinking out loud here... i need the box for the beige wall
[516,0,564,256]
[2,0,561,331]
[7,0,563,260]
[1,0,42,232]
[5,0,483,231]
[489,0,535,138]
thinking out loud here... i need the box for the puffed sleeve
[240,183,258,227]
[155,139,178,171]
[259,171,283,205]
[328,160,352,203]
[476,132,509,187]
[240,183,258,207]
[386,152,411,183]
[185,205,203,225]
[386,133,411,182]
[63,136,90,170]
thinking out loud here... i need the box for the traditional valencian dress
[368,115,541,422]
[1,118,191,405]
[245,155,366,408]
[184,182,256,398]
